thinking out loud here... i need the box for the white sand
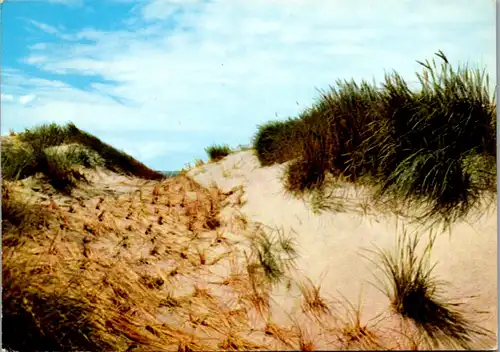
[189,150,497,347]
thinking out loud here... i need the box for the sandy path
[189,150,497,347]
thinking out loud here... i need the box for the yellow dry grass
[2,168,495,351]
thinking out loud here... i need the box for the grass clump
[284,118,333,193]
[364,229,494,349]
[246,225,298,286]
[253,118,304,166]
[205,144,232,162]
[335,295,383,350]
[46,143,105,169]
[298,277,331,317]
[256,51,496,221]
[2,139,104,192]
[365,52,496,221]
[1,137,39,180]
[38,145,104,191]
[37,155,82,192]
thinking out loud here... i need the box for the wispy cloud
[1,94,15,102]
[28,19,60,35]
[22,55,48,65]
[3,0,495,169]
[140,0,200,21]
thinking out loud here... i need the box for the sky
[1,0,496,171]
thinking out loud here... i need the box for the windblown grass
[205,144,232,162]
[252,51,496,222]
[364,228,494,349]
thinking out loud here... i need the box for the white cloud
[1,94,14,102]
[19,95,37,105]
[4,0,495,169]
[22,55,48,65]
[29,43,49,50]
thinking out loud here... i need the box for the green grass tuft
[364,229,494,349]
[204,144,232,162]
[1,138,39,180]
[252,118,304,166]
[247,225,298,286]
[38,145,102,192]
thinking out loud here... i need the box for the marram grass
[363,229,494,349]
[253,51,496,222]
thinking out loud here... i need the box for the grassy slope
[2,123,164,188]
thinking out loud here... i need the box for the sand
[189,150,498,347]
[5,149,496,350]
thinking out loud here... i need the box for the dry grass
[4,169,310,351]
[298,277,331,319]
[3,173,232,350]
[194,159,205,167]
[295,325,317,351]
[222,166,232,178]
[3,143,495,350]
[331,294,385,350]
[263,321,296,349]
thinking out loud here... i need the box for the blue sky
[1,0,495,171]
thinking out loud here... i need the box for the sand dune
[189,150,498,347]
[4,147,496,350]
